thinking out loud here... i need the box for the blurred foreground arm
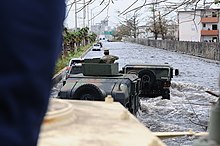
[0,1,65,146]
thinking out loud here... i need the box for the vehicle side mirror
[175,69,179,76]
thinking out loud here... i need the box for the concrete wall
[125,38,220,61]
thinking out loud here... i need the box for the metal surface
[38,98,166,146]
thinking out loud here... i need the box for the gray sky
[64,0,151,29]
[64,0,219,29]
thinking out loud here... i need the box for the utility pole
[83,0,86,27]
[158,11,164,39]
[90,6,99,31]
[152,0,157,39]
[90,9,93,30]
[87,4,89,28]
[74,0,77,30]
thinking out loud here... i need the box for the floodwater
[52,41,220,146]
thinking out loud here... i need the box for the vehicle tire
[138,69,156,87]
[72,84,104,101]
[162,89,170,100]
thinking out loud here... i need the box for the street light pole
[90,6,99,31]
[74,0,77,30]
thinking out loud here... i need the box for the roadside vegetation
[54,27,97,74]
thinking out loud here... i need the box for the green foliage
[54,44,92,74]
[214,0,220,4]
[54,26,97,74]
[89,32,97,41]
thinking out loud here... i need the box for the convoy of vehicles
[59,38,181,116]
[58,58,140,115]
[61,55,179,111]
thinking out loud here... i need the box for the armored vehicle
[121,64,179,100]
[58,58,140,115]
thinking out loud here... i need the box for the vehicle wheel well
[127,70,138,75]
[72,84,105,101]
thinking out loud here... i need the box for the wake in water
[138,81,218,146]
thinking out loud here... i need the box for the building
[91,19,108,35]
[178,8,220,42]
[91,19,115,41]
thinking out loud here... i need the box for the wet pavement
[52,41,220,146]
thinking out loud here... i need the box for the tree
[147,9,169,40]
[80,27,89,46]
[88,32,97,42]
[62,27,93,57]
[115,12,141,38]
[115,24,131,39]
[126,12,141,38]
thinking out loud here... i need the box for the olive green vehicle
[120,64,179,100]
[58,58,140,115]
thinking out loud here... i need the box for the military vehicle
[58,58,140,115]
[65,58,84,80]
[120,64,179,100]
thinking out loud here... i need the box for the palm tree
[74,31,83,51]
[88,32,97,43]
[80,27,89,46]
[62,27,72,57]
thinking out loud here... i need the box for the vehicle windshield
[70,66,82,74]
[70,59,83,66]
[153,68,169,77]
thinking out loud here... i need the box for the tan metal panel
[38,99,166,146]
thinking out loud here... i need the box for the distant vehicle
[58,58,140,115]
[121,64,179,100]
[92,43,102,51]
[96,41,103,47]
[65,58,84,79]
[98,35,107,42]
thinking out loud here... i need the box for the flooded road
[52,41,220,145]
[85,42,219,91]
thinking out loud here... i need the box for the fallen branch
[205,90,219,97]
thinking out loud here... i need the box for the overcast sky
[64,0,219,29]
[64,0,156,29]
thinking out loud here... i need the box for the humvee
[58,58,140,115]
[121,64,179,100]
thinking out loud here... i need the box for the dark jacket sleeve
[0,1,65,146]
